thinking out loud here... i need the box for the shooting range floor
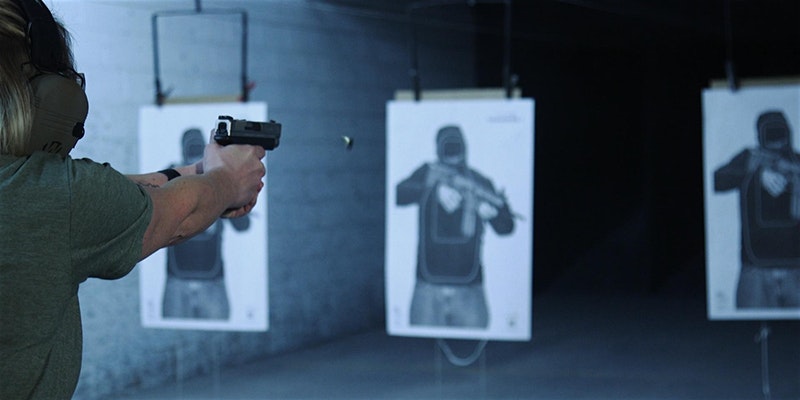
[120,264,800,400]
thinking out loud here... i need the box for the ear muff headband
[11,0,64,71]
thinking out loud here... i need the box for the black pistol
[214,115,282,150]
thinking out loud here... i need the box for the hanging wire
[406,0,514,101]
[755,322,771,400]
[436,339,488,367]
[502,0,514,98]
[406,0,470,101]
[723,0,738,91]
[408,5,421,101]
[152,0,249,105]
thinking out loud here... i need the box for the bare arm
[130,143,266,260]
[126,162,202,189]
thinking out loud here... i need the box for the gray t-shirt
[0,152,152,399]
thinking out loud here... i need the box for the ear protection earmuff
[27,74,88,155]
[12,0,89,156]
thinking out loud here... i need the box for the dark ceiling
[323,0,800,78]
[321,0,800,293]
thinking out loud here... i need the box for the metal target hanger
[152,0,249,105]
[407,0,515,101]
[723,0,739,91]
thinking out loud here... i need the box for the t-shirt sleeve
[68,159,153,280]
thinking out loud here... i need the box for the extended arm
[396,165,429,205]
[126,162,202,189]
[714,150,750,192]
[488,197,515,235]
[475,176,514,235]
[132,143,265,260]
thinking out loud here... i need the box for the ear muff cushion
[27,74,89,156]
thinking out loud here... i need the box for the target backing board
[138,102,269,331]
[385,98,534,340]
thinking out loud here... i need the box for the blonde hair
[0,0,32,155]
[0,0,78,156]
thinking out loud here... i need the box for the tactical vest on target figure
[167,220,224,280]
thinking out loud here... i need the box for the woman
[0,1,266,397]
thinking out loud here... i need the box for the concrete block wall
[46,1,475,398]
